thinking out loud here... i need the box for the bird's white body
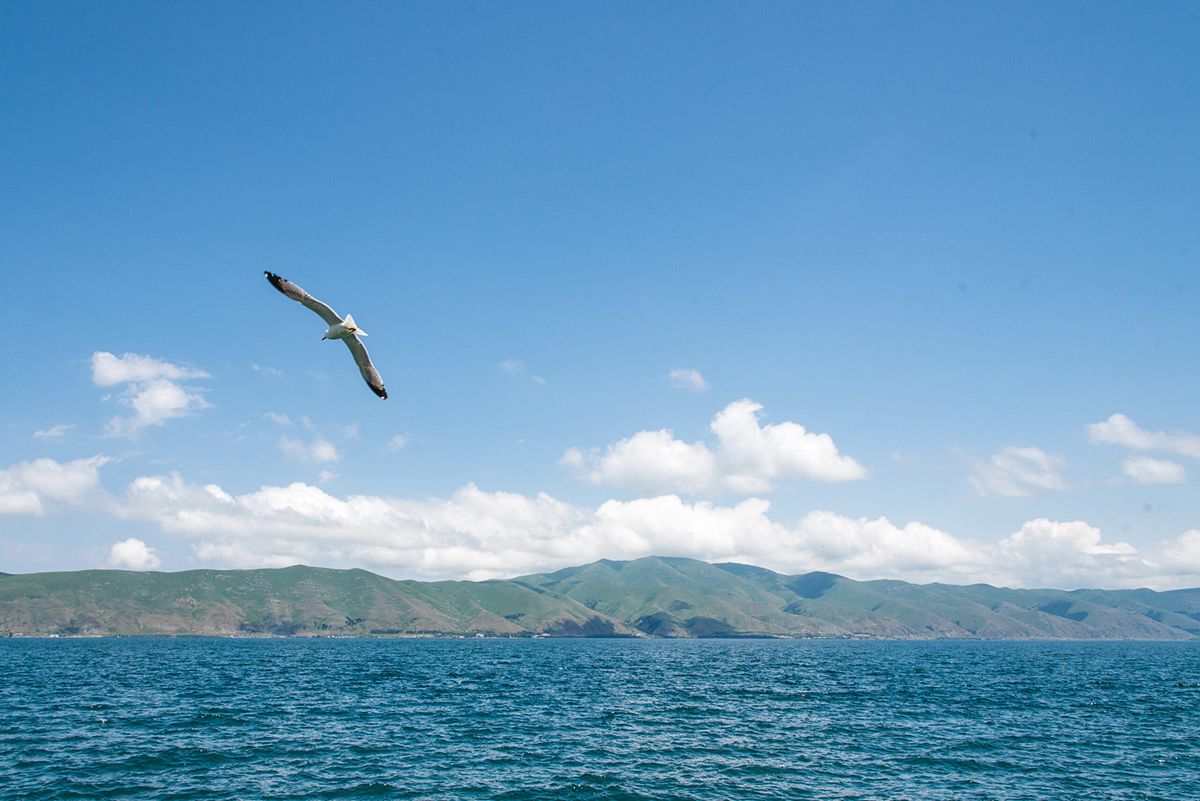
[322,314,367,340]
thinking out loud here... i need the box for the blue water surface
[2,638,1198,800]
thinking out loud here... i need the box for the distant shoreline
[3,558,1197,640]
[5,633,1198,644]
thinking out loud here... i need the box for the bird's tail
[344,314,367,335]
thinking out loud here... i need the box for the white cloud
[710,400,868,489]
[996,519,1141,589]
[578,430,718,495]
[343,424,360,441]
[107,538,161,570]
[310,440,340,463]
[565,399,867,495]
[667,368,709,393]
[318,470,336,485]
[264,412,294,428]
[559,448,585,468]
[1158,530,1200,579]
[0,456,109,516]
[387,434,410,452]
[251,363,284,378]
[1087,413,1200,459]
[969,446,1067,497]
[33,424,75,440]
[1123,456,1186,486]
[92,352,210,436]
[92,352,207,386]
[111,471,1198,588]
[0,490,40,517]
[280,435,341,464]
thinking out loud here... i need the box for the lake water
[3,638,1198,799]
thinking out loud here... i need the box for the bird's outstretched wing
[264,271,341,326]
[344,335,388,399]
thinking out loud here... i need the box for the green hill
[0,566,632,637]
[1,557,1197,639]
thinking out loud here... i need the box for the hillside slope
[2,557,1198,639]
[0,566,632,637]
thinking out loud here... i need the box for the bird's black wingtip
[377,388,388,400]
[264,271,285,291]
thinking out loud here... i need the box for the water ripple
[2,639,1198,799]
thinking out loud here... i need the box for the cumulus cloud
[969,446,1067,497]
[1087,413,1200,459]
[564,399,867,495]
[567,431,717,495]
[667,368,709,393]
[107,537,161,570]
[264,412,294,428]
[33,424,75,440]
[387,434,410,452]
[109,471,1198,588]
[997,519,1141,589]
[1123,456,1186,486]
[92,352,210,436]
[0,456,109,515]
[279,435,341,464]
[1158,530,1200,580]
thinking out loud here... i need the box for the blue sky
[2,2,1198,588]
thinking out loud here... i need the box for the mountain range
[2,556,1199,639]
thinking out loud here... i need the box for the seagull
[264,271,388,399]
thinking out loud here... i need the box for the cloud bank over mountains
[4,454,1198,590]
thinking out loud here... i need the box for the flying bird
[264,271,388,399]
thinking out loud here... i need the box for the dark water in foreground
[3,639,1199,800]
